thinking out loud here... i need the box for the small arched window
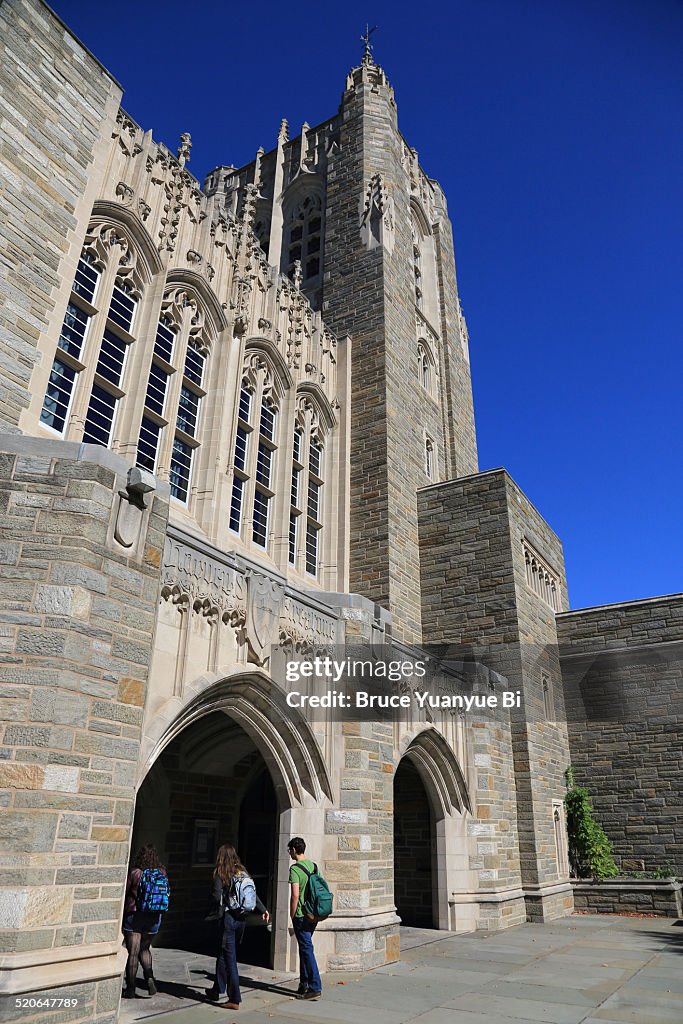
[417,342,434,395]
[425,435,435,480]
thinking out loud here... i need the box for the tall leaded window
[169,343,206,503]
[40,225,145,447]
[253,399,277,546]
[135,289,210,506]
[306,437,324,575]
[229,357,281,550]
[289,400,326,577]
[40,255,101,433]
[82,281,138,446]
[289,427,303,565]
[136,321,175,473]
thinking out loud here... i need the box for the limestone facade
[0,2,680,1022]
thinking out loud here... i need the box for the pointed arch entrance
[393,728,472,931]
[131,672,332,970]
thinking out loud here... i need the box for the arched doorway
[393,758,436,928]
[131,710,278,966]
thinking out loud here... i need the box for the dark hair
[214,844,246,885]
[133,844,165,872]
[288,836,306,855]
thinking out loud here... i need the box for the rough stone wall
[418,469,573,923]
[503,475,573,919]
[324,600,400,970]
[0,0,122,433]
[418,472,525,924]
[0,437,168,1020]
[558,595,683,874]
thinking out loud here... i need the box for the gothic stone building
[0,1,681,1021]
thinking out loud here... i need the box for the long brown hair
[133,844,165,872]
[213,843,246,884]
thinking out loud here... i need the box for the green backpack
[299,862,334,921]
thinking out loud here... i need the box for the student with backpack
[122,844,170,998]
[206,843,270,1010]
[288,836,333,1001]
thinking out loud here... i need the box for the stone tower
[205,49,478,643]
[322,55,478,643]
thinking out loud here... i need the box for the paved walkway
[120,916,683,1024]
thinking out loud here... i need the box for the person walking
[207,844,270,1010]
[122,844,170,999]
[288,836,322,1000]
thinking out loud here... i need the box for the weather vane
[361,24,377,65]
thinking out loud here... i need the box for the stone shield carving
[246,571,285,666]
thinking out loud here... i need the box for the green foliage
[563,767,619,881]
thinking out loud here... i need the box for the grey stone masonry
[322,60,478,643]
[558,594,683,875]
[418,469,574,923]
[0,436,169,1023]
[0,0,122,432]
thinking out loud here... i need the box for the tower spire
[360,24,377,66]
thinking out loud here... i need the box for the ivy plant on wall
[564,767,619,881]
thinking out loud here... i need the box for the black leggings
[124,931,154,989]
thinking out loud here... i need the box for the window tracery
[288,397,326,577]
[523,540,562,611]
[135,287,210,505]
[40,223,146,446]
[284,194,323,287]
[417,342,435,395]
[229,354,283,549]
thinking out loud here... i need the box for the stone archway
[132,711,278,964]
[393,728,473,932]
[133,672,332,971]
[394,758,435,927]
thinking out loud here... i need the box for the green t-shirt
[289,859,315,918]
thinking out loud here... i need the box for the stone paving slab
[486,981,602,1008]
[118,916,683,1024]
[441,991,589,1024]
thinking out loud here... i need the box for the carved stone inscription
[280,596,338,649]
[161,537,341,664]
[161,538,247,623]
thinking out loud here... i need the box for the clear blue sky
[51,0,682,610]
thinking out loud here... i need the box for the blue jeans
[293,916,321,993]
[215,913,245,1002]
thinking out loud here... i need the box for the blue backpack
[138,868,170,913]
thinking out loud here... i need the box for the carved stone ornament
[161,537,247,627]
[115,181,135,205]
[245,571,285,666]
[359,173,395,254]
[279,596,338,654]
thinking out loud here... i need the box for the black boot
[122,985,136,999]
[143,970,157,996]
